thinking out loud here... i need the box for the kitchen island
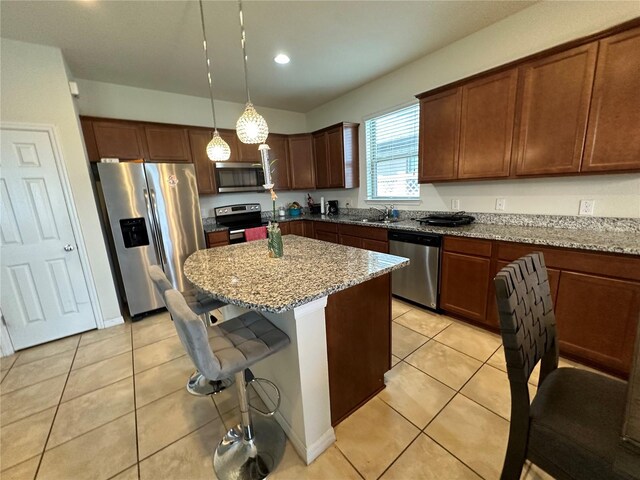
[184,235,409,464]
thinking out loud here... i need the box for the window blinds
[365,103,420,200]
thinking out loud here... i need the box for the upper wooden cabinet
[143,126,191,163]
[216,129,240,163]
[188,129,217,195]
[514,43,598,176]
[90,120,146,160]
[236,141,261,163]
[582,26,640,172]
[458,69,517,179]
[267,134,290,190]
[287,134,315,190]
[418,88,461,182]
[313,123,359,189]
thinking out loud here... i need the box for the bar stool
[163,288,290,480]
[149,265,231,395]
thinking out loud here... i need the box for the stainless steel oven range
[214,203,265,243]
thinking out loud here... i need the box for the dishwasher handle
[388,231,442,247]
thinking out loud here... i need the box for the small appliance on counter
[417,211,475,227]
[328,200,339,215]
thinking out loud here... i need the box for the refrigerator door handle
[149,189,168,265]
[143,188,163,265]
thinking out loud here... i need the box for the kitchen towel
[245,226,267,242]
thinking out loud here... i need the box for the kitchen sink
[359,217,400,224]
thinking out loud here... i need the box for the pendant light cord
[238,0,251,104]
[198,0,219,132]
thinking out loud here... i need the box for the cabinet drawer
[206,231,229,247]
[338,224,388,241]
[314,222,338,233]
[316,231,339,244]
[443,236,492,257]
[362,238,389,253]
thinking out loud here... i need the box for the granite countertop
[184,235,409,313]
[203,213,640,255]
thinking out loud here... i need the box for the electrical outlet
[495,198,506,211]
[451,199,460,211]
[579,199,595,215]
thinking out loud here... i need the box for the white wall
[0,39,122,325]
[75,79,308,134]
[306,1,640,218]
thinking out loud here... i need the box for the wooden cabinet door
[418,88,461,182]
[206,231,229,248]
[236,140,262,163]
[314,132,330,188]
[582,27,640,172]
[514,43,598,176]
[362,238,389,253]
[302,220,315,238]
[287,134,315,189]
[216,129,239,163]
[144,126,191,162]
[339,234,363,249]
[278,222,291,235]
[80,118,100,162]
[92,120,145,160]
[268,134,290,190]
[288,221,304,236]
[555,272,640,374]
[188,130,217,194]
[440,251,491,323]
[327,127,345,188]
[458,70,517,179]
[315,231,339,244]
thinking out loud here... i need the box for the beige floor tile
[63,352,133,402]
[391,299,412,319]
[391,323,428,359]
[73,332,132,370]
[521,461,554,480]
[271,442,361,480]
[37,413,137,480]
[426,394,509,480]
[137,388,219,459]
[133,335,186,374]
[14,336,79,367]
[1,351,74,395]
[132,312,172,332]
[462,364,537,420]
[1,456,40,480]
[406,341,482,391]
[0,374,66,426]
[378,362,455,428]
[110,466,139,480]
[1,354,18,372]
[79,322,131,348]
[395,308,451,338]
[133,318,177,349]
[391,355,401,367]
[139,419,225,480]
[487,348,507,372]
[434,322,501,362]
[0,407,56,470]
[134,354,194,408]
[335,397,419,480]
[48,377,134,449]
[1,369,7,383]
[381,433,481,480]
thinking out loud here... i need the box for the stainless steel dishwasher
[389,230,441,310]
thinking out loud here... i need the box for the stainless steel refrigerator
[97,162,205,317]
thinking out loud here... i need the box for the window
[365,103,420,200]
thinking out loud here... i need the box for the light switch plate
[495,198,506,211]
[579,199,595,215]
[451,199,460,211]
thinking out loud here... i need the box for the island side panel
[325,273,392,426]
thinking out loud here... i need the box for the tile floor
[1,299,602,479]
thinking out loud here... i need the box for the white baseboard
[102,315,125,328]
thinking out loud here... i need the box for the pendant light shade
[207,131,231,161]
[236,0,269,145]
[236,102,269,144]
[198,0,231,161]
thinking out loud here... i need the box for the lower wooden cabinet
[440,251,491,323]
[337,224,389,253]
[314,222,339,243]
[282,220,314,238]
[205,231,229,248]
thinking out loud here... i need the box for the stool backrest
[494,252,558,387]
[149,265,173,298]
[164,289,222,380]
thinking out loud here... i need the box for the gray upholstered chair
[494,252,630,480]
[149,265,229,395]
[163,288,290,480]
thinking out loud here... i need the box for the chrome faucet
[371,205,392,219]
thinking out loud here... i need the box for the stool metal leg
[214,371,286,480]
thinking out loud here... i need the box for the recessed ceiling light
[274,54,290,65]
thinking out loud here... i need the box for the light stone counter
[184,235,409,313]
[183,236,408,465]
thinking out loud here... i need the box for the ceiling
[0,1,536,112]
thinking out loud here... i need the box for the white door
[1,128,96,349]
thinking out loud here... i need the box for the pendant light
[235,0,269,144]
[198,0,231,161]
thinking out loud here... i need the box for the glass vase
[267,223,284,258]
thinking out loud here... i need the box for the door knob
[64,244,75,252]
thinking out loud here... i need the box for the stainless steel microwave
[214,162,265,193]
